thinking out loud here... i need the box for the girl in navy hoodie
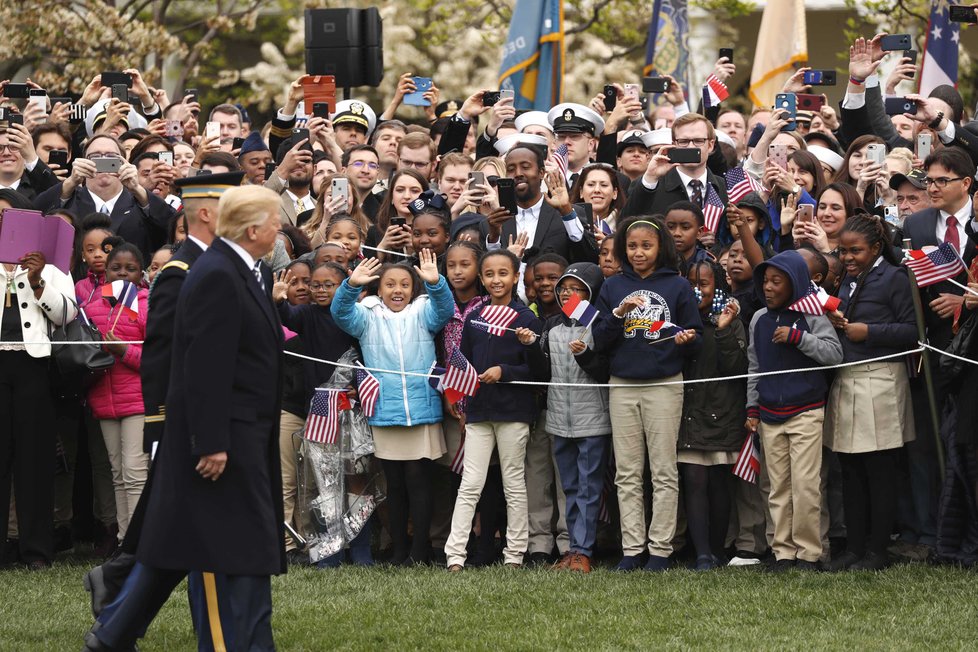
[592,215,703,571]
[445,249,542,570]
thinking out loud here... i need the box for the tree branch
[566,0,614,35]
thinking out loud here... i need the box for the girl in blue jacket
[331,249,454,565]
[445,249,542,570]
[592,215,703,571]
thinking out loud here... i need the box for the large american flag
[905,242,966,287]
[702,182,725,233]
[788,282,842,315]
[919,1,960,96]
[441,348,480,404]
[304,388,350,445]
[354,364,380,417]
[733,432,760,483]
[475,304,519,336]
[724,167,763,204]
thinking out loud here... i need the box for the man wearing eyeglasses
[35,134,175,262]
[341,145,382,220]
[0,121,59,202]
[622,113,728,219]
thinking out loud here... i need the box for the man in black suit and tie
[0,122,59,202]
[899,147,977,556]
[84,185,285,652]
[34,134,175,262]
[482,144,597,263]
[622,112,728,219]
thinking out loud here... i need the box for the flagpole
[906,266,945,481]
[947,277,978,297]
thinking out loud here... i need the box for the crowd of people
[2,28,978,637]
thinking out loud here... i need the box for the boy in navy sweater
[746,250,842,571]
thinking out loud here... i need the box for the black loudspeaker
[305,8,384,88]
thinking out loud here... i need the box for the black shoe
[825,551,861,572]
[851,551,888,571]
[795,559,819,572]
[84,565,109,619]
[25,559,51,571]
[55,526,74,554]
[286,549,309,566]
[765,558,795,573]
[525,551,553,567]
[1,538,20,566]
[82,625,139,651]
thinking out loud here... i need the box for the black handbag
[941,312,978,382]
[49,295,115,394]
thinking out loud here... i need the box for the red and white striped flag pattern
[549,143,569,181]
[441,347,480,404]
[788,282,841,315]
[733,432,760,483]
[354,364,380,417]
[702,74,730,108]
[724,167,763,204]
[476,304,518,336]
[304,388,351,445]
[904,243,966,287]
[450,428,465,475]
[702,182,725,233]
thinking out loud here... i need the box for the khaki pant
[730,447,773,554]
[445,421,530,567]
[100,415,148,540]
[609,375,683,557]
[525,411,568,555]
[279,411,305,551]
[760,409,824,562]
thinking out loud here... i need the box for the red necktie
[944,215,960,253]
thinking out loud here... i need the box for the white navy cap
[515,111,553,134]
[547,103,605,135]
[330,100,377,134]
[494,133,549,155]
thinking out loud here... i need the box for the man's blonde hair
[215,186,281,242]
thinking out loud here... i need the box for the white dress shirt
[285,189,315,213]
[222,237,257,271]
[676,168,711,204]
[186,234,209,252]
[91,188,124,216]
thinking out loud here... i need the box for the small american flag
[788,282,841,315]
[450,429,465,475]
[905,243,966,287]
[549,143,569,181]
[475,304,518,336]
[732,431,760,483]
[354,364,380,417]
[304,388,350,445]
[702,182,725,233]
[441,348,480,404]
[724,167,763,204]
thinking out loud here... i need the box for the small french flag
[702,74,730,109]
[560,293,599,328]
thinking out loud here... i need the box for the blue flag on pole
[498,0,565,111]
[644,0,689,92]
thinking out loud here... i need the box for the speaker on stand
[305,7,384,100]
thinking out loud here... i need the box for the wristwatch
[928,111,944,130]
[30,279,45,291]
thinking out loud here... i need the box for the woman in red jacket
[83,238,149,543]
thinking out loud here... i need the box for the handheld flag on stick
[304,388,351,445]
[102,280,140,319]
[433,348,480,405]
[733,432,761,483]
[788,282,841,315]
[904,243,967,287]
[702,183,726,234]
[561,293,599,328]
[724,167,763,204]
[702,74,729,109]
[354,363,380,418]
[549,143,569,181]
[475,304,519,336]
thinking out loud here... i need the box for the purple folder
[0,208,75,274]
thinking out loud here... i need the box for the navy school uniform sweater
[460,299,543,424]
[836,258,917,362]
[277,302,356,397]
[591,264,703,379]
[746,250,844,424]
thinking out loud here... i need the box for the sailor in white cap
[493,133,549,156]
[330,99,378,151]
[615,130,653,182]
[808,145,845,182]
[547,103,606,184]
[515,111,555,151]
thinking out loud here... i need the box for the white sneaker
[727,555,762,566]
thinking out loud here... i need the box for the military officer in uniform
[546,103,605,186]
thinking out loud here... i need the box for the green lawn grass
[2,560,976,650]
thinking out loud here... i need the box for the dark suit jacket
[478,201,598,263]
[902,207,978,349]
[34,183,174,262]
[138,238,286,576]
[14,160,59,203]
[140,238,204,452]
[622,167,728,220]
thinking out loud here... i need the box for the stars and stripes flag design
[919,1,960,96]
[788,282,841,315]
[733,431,760,483]
[450,429,466,475]
[724,167,764,204]
[702,182,726,234]
[549,143,569,181]
[702,74,730,109]
[904,242,967,287]
[354,364,380,418]
[437,348,481,405]
[474,304,519,336]
[101,280,140,319]
[304,388,351,445]
[561,293,599,328]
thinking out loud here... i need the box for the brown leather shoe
[552,552,573,570]
[568,553,592,574]
[447,564,463,572]
[504,562,522,569]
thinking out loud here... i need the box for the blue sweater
[461,300,542,424]
[591,265,703,379]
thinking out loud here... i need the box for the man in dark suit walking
[622,113,728,219]
[84,185,285,652]
[34,134,175,262]
[482,144,598,263]
[899,147,977,556]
